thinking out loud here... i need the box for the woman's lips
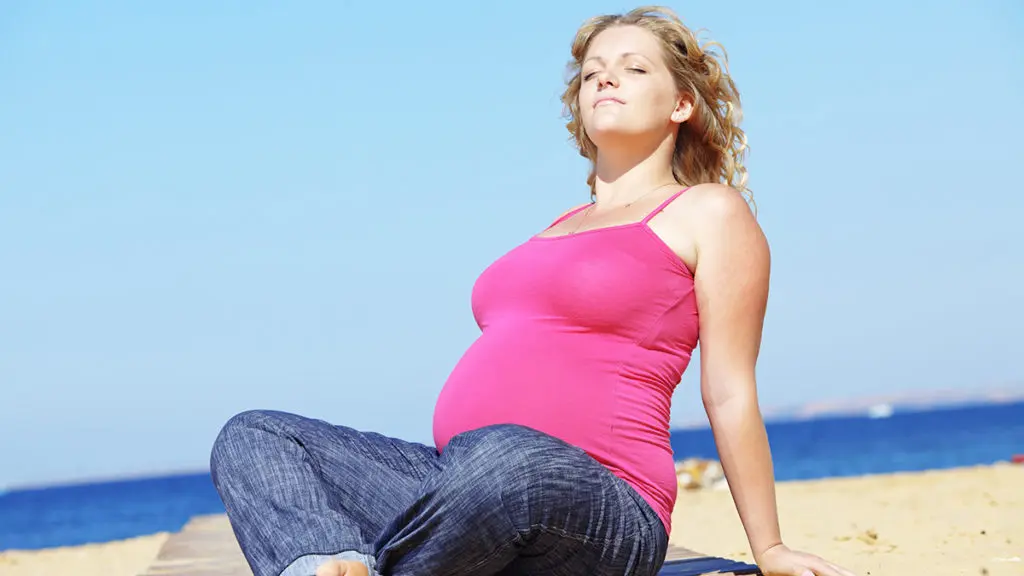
[594,97,625,108]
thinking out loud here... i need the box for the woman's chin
[587,125,653,149]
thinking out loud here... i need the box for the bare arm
[690,185,780,561]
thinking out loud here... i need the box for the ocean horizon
[2,400,1022,551]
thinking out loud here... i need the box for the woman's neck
[592,137,677,206]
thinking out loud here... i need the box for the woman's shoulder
[678,183,753,216]
[660,183,759,236]
[651,183,766,271]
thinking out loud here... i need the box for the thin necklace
[568,182,679,235]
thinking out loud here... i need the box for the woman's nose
[596,70,618,89]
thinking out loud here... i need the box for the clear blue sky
[1,1,1021,490]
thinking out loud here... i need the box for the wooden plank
[140,515,251,576]
[664,544,708,561]
[663,544,754,575]
[142,514,748,576]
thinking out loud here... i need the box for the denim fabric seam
[497,438,613,549]
[527,523,611,546]
[452,533,521,575]
[615,471,667,545]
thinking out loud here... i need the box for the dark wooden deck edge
[141,514,741,575]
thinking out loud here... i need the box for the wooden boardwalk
[142,515,250,576]
[141,514,758,576]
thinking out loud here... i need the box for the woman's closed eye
[583,67,645,81]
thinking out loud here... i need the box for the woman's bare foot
[315,559,370,576]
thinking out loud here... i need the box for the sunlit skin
[315,559,367,576]
[318,23,858,576]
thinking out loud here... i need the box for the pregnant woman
[210,6,858,576]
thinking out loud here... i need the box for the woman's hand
[757,543,860,576]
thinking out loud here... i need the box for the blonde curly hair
[561,6,752,209]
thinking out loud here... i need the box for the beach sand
[672,462,1024,575]
[0,532,169,576]
[1,463,1021,576]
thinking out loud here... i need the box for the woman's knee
[209,409,285,479]
[442,425,546,482]
[442,424,583,521]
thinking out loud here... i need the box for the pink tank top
[432,188,698,534]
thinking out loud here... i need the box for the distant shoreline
[0,466,215,494]
[674,385,1024,428]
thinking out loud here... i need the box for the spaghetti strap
[544,203,592,229]
[641,187,691,224]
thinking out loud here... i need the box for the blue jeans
[210,410,668,576]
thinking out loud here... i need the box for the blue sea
[2,401,1022,551]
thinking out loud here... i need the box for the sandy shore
[672,462,1024,575]
[0,532,169,576]
[1,463,1021,576]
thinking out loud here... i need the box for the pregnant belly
[431,331,616,453]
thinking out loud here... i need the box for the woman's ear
[671,95,694,124]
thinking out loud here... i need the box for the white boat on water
[867,403,894,419]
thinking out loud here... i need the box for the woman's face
[578,25,689,148]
